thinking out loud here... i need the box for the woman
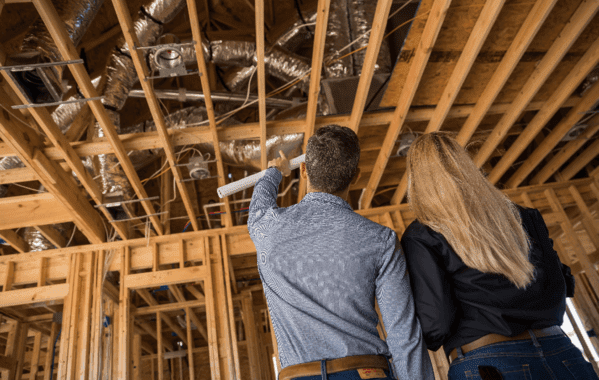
[400,132,597,380]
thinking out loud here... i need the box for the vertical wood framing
[359,0,453,209]
[31,0,164,235]
[242,293,261,380]
[157,312,164,380]
[471,0,599,169]
[455,0,558,146]
[119,247,131,380]
[545,189,599,296]
[221,235,241,378]
[43,322,60,380]
[133,334,142,380]
[203,237,221,380]
[185,308,196,380]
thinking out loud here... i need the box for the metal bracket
[0,59,84,72]
[108,211,168,223]
[94,196,160,208]
[11,96,104,109]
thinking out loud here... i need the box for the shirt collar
[301,192,353,211]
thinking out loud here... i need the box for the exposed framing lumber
[0,97,577,167]
[359,0,453,210]
[0,284,68,308]
[0,193,74,230]
[0,104,104,241]
[186,0,233,227]
[35,225,67,249]
[390,0,506,204]
[31,0,164,235]
[455,0,558,146]
[297,0,331,201]
[560,134,599,182]
[472,0,599,169]
[0,230,28,253]
[488,36,599,185]
[514,80,599,187]
[347,0,393,133]
[535,114,599,184]
[110,0,200,232]
[256,0,268,171]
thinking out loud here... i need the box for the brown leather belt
[448,326,564,364]
[279,355,389,380]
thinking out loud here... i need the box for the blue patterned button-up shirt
[248,168,433,379]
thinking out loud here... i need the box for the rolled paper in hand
[217,154,305,198]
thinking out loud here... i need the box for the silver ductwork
[121,106,304,172]
[22,186,69,252]
[276,13,318,53]
[325,0,354,78]
[90,0,187,198]
[19,0,105,100]
[348,0,392,75]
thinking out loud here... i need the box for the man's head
[301,124,361,196]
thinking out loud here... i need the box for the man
[248,125,433,380]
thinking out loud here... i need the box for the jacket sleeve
[247,168,282,242]
[376,230,434,380]
[401,233,456,351]
[530,209,575,298]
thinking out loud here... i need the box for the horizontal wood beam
[0,230,27,253]
[125,266,208,290]
[0,193,74,230]
[35,226,67,249]
[0,284,68,308]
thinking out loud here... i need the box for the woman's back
[401,206,573,356]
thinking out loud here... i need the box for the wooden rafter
[533,114,599,184]
[347,0,393,133]
[389,0,506,204]
[0,98,105,242]
[511,79,599,187]
[110,0,200,232]
[186,0,233,227]
[471,0,599,169]
[559,131,599,182]
[455,0,558,146]
[359,0,452,210]
[297,0,331,201]
[487,36,599,185]
[31,0,164,235]
[0,63,129,241]
[256,0,268,171]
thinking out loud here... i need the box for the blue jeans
[290,358,396,380]
[448,331,598,379]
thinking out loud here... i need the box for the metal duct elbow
[275,12,318,53]
[348,0,392,75]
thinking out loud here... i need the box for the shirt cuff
[266,167,283,181]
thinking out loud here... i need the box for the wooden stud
[221,234,241,378]
[157,312,164,380]
[31,0,164,235]
[35,225,67,248]
[203,237,221,380]
[359,0,452,209]
[185,308,195,380]
[472,0,599,169]
[569,186,599,250]
[2,261,14,292]
[179,240,185,269]
[76,253,94,380]
[186,307,209,344]
[455,0,558,146]
[545,189,599,297]
[565,300,599,372]
[161,156,173,235]
[242,294,260,380]
[133,334,142,380]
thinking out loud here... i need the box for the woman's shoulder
[402,219,444,244]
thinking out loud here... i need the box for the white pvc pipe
[217,154,305,198]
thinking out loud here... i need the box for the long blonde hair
[406,132,534,289]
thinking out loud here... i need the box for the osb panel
[380,0,593,108]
